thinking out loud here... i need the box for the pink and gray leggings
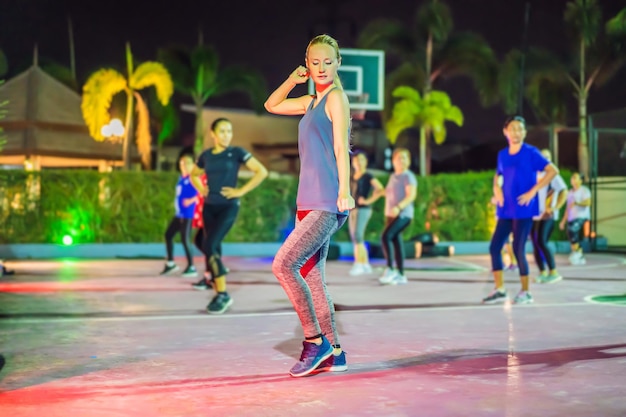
[272,210,347,346]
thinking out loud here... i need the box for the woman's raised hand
[289,66,310,84]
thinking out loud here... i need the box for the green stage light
[62,235,73,246]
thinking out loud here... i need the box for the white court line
[560,263,623,271]
[437,254,625,274]
[1,301,604,324]
[440,257,488,271]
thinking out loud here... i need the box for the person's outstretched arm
[264,66,312,116]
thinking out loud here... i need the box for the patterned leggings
[272,210,347,345]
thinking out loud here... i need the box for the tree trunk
[194,61,206,156]
[194,97,204,156]
[426,135,432,174]
[122,91,134,170]
[155,143,162,172]
[578,93,589,178]
[549,123,559,167]
[419,126,427,177]
[123,42,135,170]
[577,38,589,178]
[421,31,433,177]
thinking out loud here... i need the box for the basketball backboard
[308,48,385,111]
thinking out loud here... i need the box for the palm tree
[498,47,570,125]
[497,47,572,166]
[562,0,626,177]
[147,88,180,170]
[357,0,497,175]
[386,86,463,157]
[81,43,174,170]
[158,41,267,154]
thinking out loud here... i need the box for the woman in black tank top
[349,151,383,276]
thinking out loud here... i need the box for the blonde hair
[392,148,411,159]
[306,34,343,90]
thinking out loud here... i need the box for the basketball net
[348,93,369,121]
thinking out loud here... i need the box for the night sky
[1,0,625,152]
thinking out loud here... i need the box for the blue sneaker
[289,336,333,377]
[315,350,347,373]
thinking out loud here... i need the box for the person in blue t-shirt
[160,153,199,278]
[482,115,559,305]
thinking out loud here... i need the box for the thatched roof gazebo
[0,63,138,170]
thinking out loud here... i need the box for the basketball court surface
[1,253,625,416]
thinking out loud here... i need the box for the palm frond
[134,92,152,169]
[386,104,416,145]
[445,105,464,127]
[525,78,569,124]
[425,91,451,109]
[564,0,602,45]
[129,62,174,106]
[606,8,626,38]
[146,87,180,146]
[498,47,569,117]
[157,45,196,95]
[432,124,447,145]
[435,32,499,106]
[416,0,453,43]
[383,63,426,124]
[81,69,128,141]
[392,86,422,103]
[211,66,268,113]
[385,86,462,146]
[593,56,626,87]
[357,19,418,62]
[191,45,220,95]
[420,106,445,129]
[498,49,524,114]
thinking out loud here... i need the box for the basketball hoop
[348,93,369,121]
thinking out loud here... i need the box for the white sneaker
[513,290,534,304]
[569,251,585,265]
[389,274,408,285]
[361,264,373,274]
[379,268,398,284]
[349,264,365,276]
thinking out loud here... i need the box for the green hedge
[0,169,570,244]
[0,171,297,244]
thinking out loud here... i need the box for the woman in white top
[531,149,568,283]
[559,172,591,265]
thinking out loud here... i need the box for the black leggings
[531,219,556,271]
[490,218,533,276]
[202,203,239,277]
[381,216,412,274]
[194,229,222,256]
[194,228,204,254]
[165,217,193,267]
[566,218,587,244]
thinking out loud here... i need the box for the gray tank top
[296,89,346,214]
